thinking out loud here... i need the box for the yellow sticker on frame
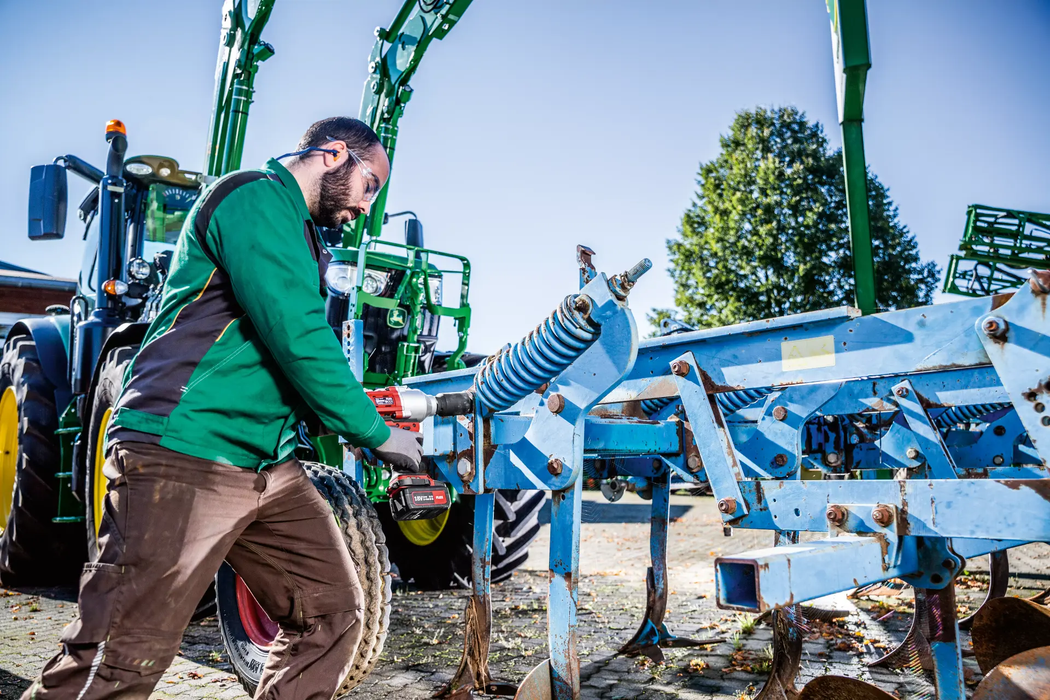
[781,335,836,371]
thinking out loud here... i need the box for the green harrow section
[944,204,1050,297]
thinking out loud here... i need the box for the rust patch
[990,292,1016,310]
[1000,478,1050,502]
[698,367,744,395]
[897,481,910,535]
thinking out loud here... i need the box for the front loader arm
[346,0,474,248]
[205,0,276,178]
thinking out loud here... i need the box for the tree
[653,106,939,330]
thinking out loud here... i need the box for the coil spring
[934,403,1011,428]
[640,396,676,415]
[716,387,774,414]
[474,294,601,412]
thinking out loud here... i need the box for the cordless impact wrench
[365,386,473,521]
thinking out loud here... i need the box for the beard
[312,158,357,228]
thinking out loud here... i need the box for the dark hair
[296,116,381,160]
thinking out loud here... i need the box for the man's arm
[206,179,391,448]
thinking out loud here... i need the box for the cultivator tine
[619,475,719,661]
[867,587,933,672]
[971,596,1050,676]
[959,551,1010,631]
[433,594,517,698]
[754,606,805,700]
[796,675,897,700]
[972,645,1050,700]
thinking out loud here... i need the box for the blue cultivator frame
[386,253,1050,700]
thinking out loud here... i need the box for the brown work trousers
[22,441,364,700]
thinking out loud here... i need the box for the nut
[982,316,1008,339]
[547,393,566,414]
[671,360,689,377]
[906,447,921,460]
[547,458,564,476]
[773,453,789,467]
[456,459,472,479]
[872,504,894,527]
[717,498,738,515]
[772,406,788,421]
[687,455,703,473]
[982,318,1001,335]
[992,454,1005,466]
[824,452,842,467]
[894,387,909,398]
[826,505,847,526]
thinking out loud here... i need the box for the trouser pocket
[60,562,123,646]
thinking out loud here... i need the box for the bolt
[824,452,842,467]
[994,425,1007,436]
[826,505,847,526]
[992,454,1005,466]
[547,458,564,476]
[772,406,788,421]
[872,504,894,527]
[1043,416,1050,427]
[687,455,703,473]
[717,498,738,515]
[906,447,921,460]
[671,360,689,377]
[456,459,472,479]
[573,295,593,317]
[895,387,909,398]
[1037,403,1046,414]
[942,558,956,570]
[773,453,789,467]
[547,393,566,414]
[982,316,1008,339]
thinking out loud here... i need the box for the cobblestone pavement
[2,493,1047,699]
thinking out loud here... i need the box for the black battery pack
[388,474,451,521]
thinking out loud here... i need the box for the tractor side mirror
[28,164,68,240]
[405,218,424,248]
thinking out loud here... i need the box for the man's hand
[373,428,424,472]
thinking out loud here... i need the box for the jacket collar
[264,158,313,223]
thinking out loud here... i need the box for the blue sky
[1,0,1047,353]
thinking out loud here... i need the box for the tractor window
[144,184,196,245]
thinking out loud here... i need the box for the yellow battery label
[781,335,836,371]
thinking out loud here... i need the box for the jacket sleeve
[206,179,391,449]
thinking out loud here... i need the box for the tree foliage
[654,107,939,330]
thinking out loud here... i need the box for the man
[23,117,423,699]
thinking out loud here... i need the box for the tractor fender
[73,322,149,494]
[7,315,72,412]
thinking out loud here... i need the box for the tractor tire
[217,463,391,698]
[381,488,546,590]
[0,335,84,585]
[84,345,216,621]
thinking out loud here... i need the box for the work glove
[373,427,424,473]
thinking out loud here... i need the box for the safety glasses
[326,136,382,204]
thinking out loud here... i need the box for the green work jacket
[109,158,390,469]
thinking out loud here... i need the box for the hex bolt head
[982,316,1008,339]
[687,455,703,473]
[824,452,842,467]
[826,504,847,526]
[992,454,1005,466]
[772,406,788,421]
[906,447,921,460]
[717,498,738,515]
[671,360,689,377]
[456,459,472,478]
[547,458,564,476]
[547,393,566,414]
[773,453,789,467]
[872,504,894,527]
[894,387,909,398]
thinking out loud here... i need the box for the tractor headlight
[324,262,390,298]
[427,275,442,305]
[128,257,152,281]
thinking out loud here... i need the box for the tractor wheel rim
[0,387,18,526]
[92,408,113,540]
[235,575,279,647]
[398,507,451,546]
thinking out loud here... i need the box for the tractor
[1,0,542,691]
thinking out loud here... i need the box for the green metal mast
[204,0,276,178]
[346,0,474,249]
[827,0,877,315]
